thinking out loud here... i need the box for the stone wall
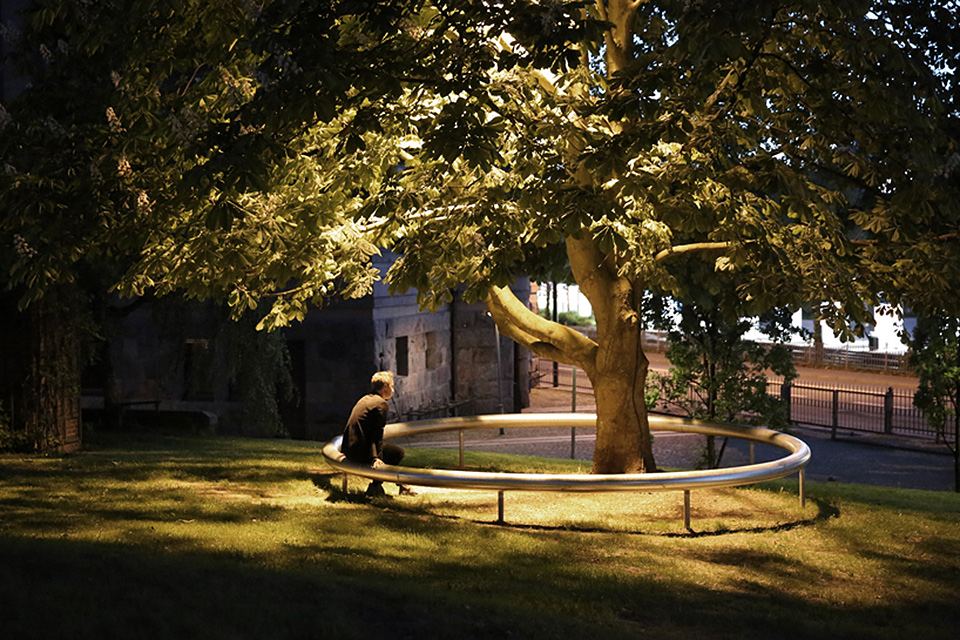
[372,281,452,421]
[80,266,530,439]
[284,297,378,440]
[452,280,532,416]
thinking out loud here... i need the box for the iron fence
[531,357,955,445]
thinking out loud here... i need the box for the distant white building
[537,283,912,353]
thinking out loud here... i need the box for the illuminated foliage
[1,0,958,470]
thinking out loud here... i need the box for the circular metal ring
[322,413,811,492]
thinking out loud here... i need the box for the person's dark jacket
[340,393,389,462]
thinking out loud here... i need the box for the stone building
[83,251,532,440]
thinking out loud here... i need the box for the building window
[395,336,409,376]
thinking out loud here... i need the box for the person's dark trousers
[366,444,406,495]
[380,443,405,465]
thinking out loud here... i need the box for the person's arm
[369,401,388,465]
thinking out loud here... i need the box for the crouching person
[340,371,416,497]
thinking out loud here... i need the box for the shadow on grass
[0,535,614,640]
[309,471,394,506]
[387,496,840,538]
[310,467,843,538]
[661,497,841,538]
[3,530,956,640]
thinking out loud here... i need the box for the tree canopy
[2,0,959,470]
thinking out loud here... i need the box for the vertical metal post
[342,473,348,493]
[831,389,839,440]
[749,442,755,465]
[683,490,691,530]
[552,284,559,387]
[494,323,504,415]
[497,491,505,524]
[799,469,806,508]
[570,366,577,459]
[571,366,577,411]
[884,387,894,434]
[781,382,792,425]
[458,429,464,469]
[494,322,505,435]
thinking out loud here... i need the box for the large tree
[3,1,959,470]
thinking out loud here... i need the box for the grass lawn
[1,431,958,640]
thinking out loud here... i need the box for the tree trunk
[567,232,658,474]
[954,367,959,493]
[589,323,657,474]
[486,276,658,474]
[0,288,83,452]
[954,407,959,493]
[486,227,661,473]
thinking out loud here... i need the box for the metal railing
[769,379,938,439]
[324,413,811,527]
[532,357,955,445]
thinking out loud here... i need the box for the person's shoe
[398,484,418,497]
[365,482,386,498]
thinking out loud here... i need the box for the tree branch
[654,241,733,263]
[566,232,616,302]
[485,285,597,369]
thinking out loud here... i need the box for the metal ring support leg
[497,491,505,524]
[799,469,805,508]
[683,490,691,530]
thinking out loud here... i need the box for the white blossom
[106,106,125,134]
[219,67,239,90]
[177,106,201,138]
[117,155,132,178]
[168,113,190,144]
[135,190,153,215]
[13,234,38,259]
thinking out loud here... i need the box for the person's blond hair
[370,371,394,394]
